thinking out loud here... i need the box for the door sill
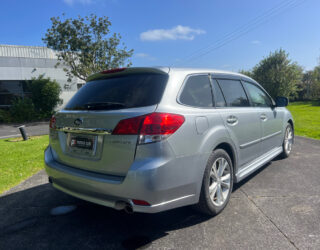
[235,146,282,182]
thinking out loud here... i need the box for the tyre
[280,123,294,159]
[195,149,233,216]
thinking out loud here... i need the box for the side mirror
[275,96,289,107]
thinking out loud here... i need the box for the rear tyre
[195,149,233,216]
[280,123,293,159]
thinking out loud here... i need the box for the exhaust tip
[114,201,127,210]
[114,201,133,213]
[124,205,133,214]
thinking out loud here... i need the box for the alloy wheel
[284,126,293,154]
[209,157,231,207]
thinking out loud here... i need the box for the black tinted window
[212,79,226,107]
[242,81,272,107]
[217,79,249,107]
[65,74,168,110]
[179,75,213,107]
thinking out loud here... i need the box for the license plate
[70,137,94,150]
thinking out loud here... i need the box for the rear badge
[74,118,83,126]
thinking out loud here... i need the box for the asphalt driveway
[0,136,319,249]
[0,122,48,139]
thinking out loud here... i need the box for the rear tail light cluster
[112,113,185,144]
[49,115,56,129]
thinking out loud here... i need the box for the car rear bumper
[44,146,200,213]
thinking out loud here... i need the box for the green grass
[287,101,320,140]
[0,135,48,194]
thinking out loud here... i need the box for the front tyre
[280,123,294,159]
[195,149,233,216]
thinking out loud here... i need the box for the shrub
[0,109,12,123]
[27,74,62,118]
[10,98,36,123]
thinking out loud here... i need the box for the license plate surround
[67,133,98,157]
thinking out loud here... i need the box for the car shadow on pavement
[0,183,211,249]
[0,157,282,249]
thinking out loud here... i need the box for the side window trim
[212,77,250,108]
[177,73,215,109]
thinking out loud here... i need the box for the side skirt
[235,146,283,183]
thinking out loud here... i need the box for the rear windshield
[64,73,168,111]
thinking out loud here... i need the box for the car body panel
[44,67,294,213]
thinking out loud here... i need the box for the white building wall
[0,44,83,109]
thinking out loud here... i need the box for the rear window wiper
[83,102,127,110]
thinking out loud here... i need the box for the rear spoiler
[86,67,170,82]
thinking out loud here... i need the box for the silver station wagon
[45,67,294,215]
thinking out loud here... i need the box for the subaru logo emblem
[74,118,83,126]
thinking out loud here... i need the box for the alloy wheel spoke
[211,163,218,179]
[221,173,230,182]
[216,185,223,203]
[221,181,230,189]
[209,182,218,199]
[218,159,227,177]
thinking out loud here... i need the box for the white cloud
[221,64,231,68]
[135,53,149,58]
[134,53,156,60]
[251,40,261,45]
[140,25,206,41]
[63,0,93,6]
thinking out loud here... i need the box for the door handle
[260,114,267,121]
[226,115,238,125]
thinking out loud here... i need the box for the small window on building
[217,79,249,107]
[64,84,71,90]
[77,83,84,90]
[179,75,213,107]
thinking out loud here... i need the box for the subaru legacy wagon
[45,67,294,215]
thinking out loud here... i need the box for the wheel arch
[213,142,237,178]
[287,119,294,142]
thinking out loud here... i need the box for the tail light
[49,115,56,129]
[112,113,185,144]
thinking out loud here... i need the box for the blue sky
[0,0,319,71]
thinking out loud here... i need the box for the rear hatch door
[50,70,168,176]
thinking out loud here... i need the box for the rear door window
[179,75,213,107]
[64,73,168,110]
[216,79,249,107]
[211,79,226,107]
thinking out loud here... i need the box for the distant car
[45,67,294,215]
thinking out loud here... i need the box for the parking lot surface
[0,122,48,139]
[0,136,319,249]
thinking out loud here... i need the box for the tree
[239,69,253,78]
[243,49,303,99]
[43,14,133,82]
[296,67,320,100]
[27,74,62,118]
[310,66,320,99]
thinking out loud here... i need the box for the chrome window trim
[55,127,113,135]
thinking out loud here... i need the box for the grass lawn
[287,101,320,140]
[0,135,48,194]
